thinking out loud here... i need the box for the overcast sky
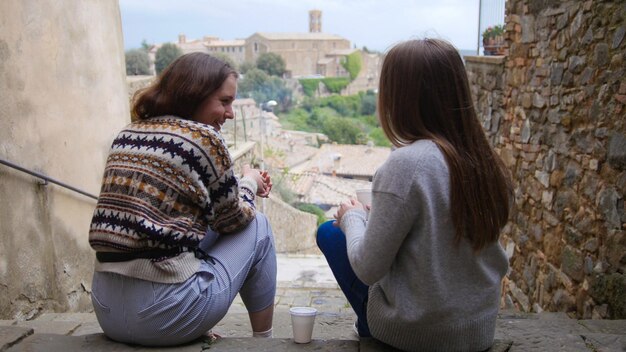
[119,0,481,53]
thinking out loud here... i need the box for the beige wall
[0,0,129,319]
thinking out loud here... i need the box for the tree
[322,116,363,144]
[125,49,150,75]
[211,52,237,70]
[256,52,286,77]
[360,92,377,115]
[140,39,152,52]
[238,68,270,97]
[239,61,256,75]
[368,127,391,147]
[155,43,182,74]
[238,68,292,110]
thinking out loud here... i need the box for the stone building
[309,9,322,33]
[205,38,247,65]
[146,9,382,94]
[465,0,625,319]
[244,31,352,78]
[150,10,361,79]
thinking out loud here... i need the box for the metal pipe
[0,158,98,200]
[478,0,483,55]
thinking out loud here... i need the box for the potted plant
[482,24,505,55]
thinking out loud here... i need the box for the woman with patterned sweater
[317,39,513,351]
[89,53,276,346]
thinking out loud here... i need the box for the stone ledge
[2,332,514,352]
[464,55,506,65]
[209,338,358,351]
[0,326,33,351]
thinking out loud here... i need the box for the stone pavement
[1,254,625,351]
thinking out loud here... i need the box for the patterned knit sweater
[89,116,257,283]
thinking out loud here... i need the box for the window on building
[254,43,258,52]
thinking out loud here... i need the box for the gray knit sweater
[340,140,509,352]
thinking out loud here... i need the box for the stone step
[1,327,513,352]
[2,310,625,351]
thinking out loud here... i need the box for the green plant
[296,203,327,226]
[321,77,351,94]
[482,24,505,40]
[368,127,392,147]
[341,51,362,80]
[299,78,321,97]
[322,115,362,144]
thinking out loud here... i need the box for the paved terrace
[1,255,624,351]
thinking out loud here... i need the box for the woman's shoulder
[127,116,225,143]
[387,139,445,168]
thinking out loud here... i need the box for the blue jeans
[316,220,371,337]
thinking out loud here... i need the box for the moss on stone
[590,273,625,319]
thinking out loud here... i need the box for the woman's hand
[242,165,272,198]
[257,170,272,198]
[333,198,365,226]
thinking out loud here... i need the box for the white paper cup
[355,189,372,218]
[289,307,317,343]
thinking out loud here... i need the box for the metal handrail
[0,158,98,200]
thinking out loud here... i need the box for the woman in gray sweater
[316,38,513,352]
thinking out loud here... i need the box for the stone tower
[309,9,321,33]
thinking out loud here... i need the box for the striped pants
[90,213,276,346]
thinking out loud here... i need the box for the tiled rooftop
[295,143,391,179]
[284,172,372,207]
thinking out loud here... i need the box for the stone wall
[264,197,320,255]
[230,141,320,255]
[0,1,129,319]
[466,0,625,319]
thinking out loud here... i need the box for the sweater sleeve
[202,131,256,235]
[341,192,416,285]
[340,147,424,285]
[238,175,258,208]
[208,165,257,234]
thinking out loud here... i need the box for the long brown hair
[132,52,237,120]
[378,38,512,251]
